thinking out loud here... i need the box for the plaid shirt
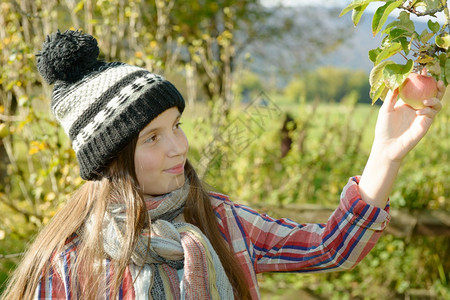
[36,177,390,299]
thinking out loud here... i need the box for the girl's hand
[359,80,444,208]
[372,80,445,162]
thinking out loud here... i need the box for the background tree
[282,67,371,104]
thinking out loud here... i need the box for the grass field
[181,97,379,156]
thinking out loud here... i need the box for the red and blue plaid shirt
[36,176,390,299]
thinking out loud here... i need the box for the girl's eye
[145,135,158,143]
[174,122,182,129]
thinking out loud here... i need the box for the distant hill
[317,11,428,72]
[240,7,429,76]
[317,13,384,72]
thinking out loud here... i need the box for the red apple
[398,73,438,109]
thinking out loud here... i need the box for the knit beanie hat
[36,30,185,180]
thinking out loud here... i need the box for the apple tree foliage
[341,0,449,104]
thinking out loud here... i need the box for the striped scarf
[102,183,234,299]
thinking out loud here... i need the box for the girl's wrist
[370,140,405,165]
[359,143,403,208]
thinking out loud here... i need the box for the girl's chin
[141,174,186,197]
[172,174,186,188]
[162,174,186,193]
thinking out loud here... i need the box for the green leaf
[370,60,393,87]
[425,57,442,78]
[352,4,369,26]
[372,0,404,36]
[398,11,411,22]
[369,60,393,103]
[417,55,435,64]
[438,53,447,67]
[436,33,450,50]
[419,43,432,52]
[415,0,444,10]
[419,29,434,43]
[389,28,409,40]
[399,37,410,55]
[441,54,450,85]
[445,58,450,86]
[379,84,390,101]
[383,59,414,90]
[375,42,402,64]
[370,82,388,104]
[340,0,375,17]
[427,20,440,33]
[369,48,382,63]
[383,11,415,34]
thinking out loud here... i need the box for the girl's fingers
[382,89,399,112]
[416,107,438,118]
[437,80,446,99]
[423,98,442,110]
[417,98,442,117]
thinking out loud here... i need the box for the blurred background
[0,0,449,298]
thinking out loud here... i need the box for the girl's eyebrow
[138,113,181,138]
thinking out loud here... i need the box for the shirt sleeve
[234,176,390,274]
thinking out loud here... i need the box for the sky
[260,0,448,24]
[260,0,347,7]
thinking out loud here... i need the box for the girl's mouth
[164,163,184,174]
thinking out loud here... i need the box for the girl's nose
[166,132,188,157]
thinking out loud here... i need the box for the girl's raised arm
[359,81,445,208]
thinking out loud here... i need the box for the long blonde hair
[1,137,249,299]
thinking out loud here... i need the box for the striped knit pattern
[36,177,390,299]
[50,63,185,180]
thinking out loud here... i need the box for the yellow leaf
[418,55,434,64]
[29,141,46,155]
[28,147,39,155]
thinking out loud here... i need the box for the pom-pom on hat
[37,30,185,180]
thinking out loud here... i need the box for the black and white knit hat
[37,30,185,180]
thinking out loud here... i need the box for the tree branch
[400,4,446,17]
[0,252,24,259]
[0,114,23,122]
[0,194,42,221]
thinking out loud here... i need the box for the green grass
[181,98,378,155]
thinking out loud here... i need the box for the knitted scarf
[102,183,234,299]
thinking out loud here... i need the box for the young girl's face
[134,107,189,196]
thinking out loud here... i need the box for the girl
[1,30,444,299]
